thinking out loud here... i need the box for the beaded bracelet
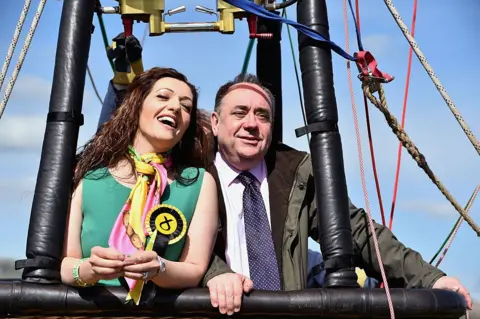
[73,258,94,287]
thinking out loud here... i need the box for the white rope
[383,0,480,156]
[87,64,103,105]
[0,0,32,91]
[0,0,47,120]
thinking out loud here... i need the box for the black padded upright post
[297,0,358,287]
[256,13,283,143]
[15,0,95,283]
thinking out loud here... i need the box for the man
[97,34,471,316]
[202,73,472,315]
[306,250,371,289]
[306,249,326,288]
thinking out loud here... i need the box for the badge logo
[145,204,187,244]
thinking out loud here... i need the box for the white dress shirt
[214,152,271,279]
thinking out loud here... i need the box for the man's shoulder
[272,142,309,158]
[269,142,310,166]
[266,142,311,177]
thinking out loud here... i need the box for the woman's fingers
[122,260,158,273]
[123,271,144,280]
[91,266,123,277]
[89,255,125,269]
[91,246,126,260]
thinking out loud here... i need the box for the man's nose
[243,113,258,129]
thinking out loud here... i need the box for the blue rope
[347,0,364,51]
[224,0,356,61]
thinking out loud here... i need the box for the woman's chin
[150,134,177,152]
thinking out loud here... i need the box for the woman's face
[136,77,194,153]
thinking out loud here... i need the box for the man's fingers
[207,281,219,308]
[232,275,243,312]
[456,286,472,310]
[224,281,235,316]
[243,276,254,293]
[465,293,473,310]
[217,283,227,315]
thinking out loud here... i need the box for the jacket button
[299,183,305,190]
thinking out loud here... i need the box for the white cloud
[0,74,98,152]
[1,75,53,115]
[0,115,46,151]
[1,73,95,115]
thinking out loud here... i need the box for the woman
[61,67,218,306]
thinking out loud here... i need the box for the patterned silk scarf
[108,146,171,305]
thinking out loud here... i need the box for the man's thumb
[242,276,254,292]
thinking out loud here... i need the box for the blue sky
[0,0,479,298]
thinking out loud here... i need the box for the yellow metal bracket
[114,0,265,36]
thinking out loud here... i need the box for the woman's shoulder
[178,166,205,179]
[83,167,110,180]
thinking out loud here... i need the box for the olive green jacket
[203,143,445,290]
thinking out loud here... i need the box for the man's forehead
[225,82,271,106]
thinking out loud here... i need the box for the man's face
[211,83,273,170]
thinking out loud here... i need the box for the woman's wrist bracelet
[73,258,95,287]
[152,256,166,280]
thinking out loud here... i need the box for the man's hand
[432,276,472,310]
[107,33,144,86]
[206,273,254,315]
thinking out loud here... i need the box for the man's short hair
[213,73,276,119]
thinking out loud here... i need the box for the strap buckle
[355,51,394,84]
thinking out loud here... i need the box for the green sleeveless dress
[81,166,204,286]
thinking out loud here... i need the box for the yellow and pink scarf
[108,146,171,305]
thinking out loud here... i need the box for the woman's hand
[122,250,162,281]
[85,246,126,282]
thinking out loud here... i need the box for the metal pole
[297,0,358,287]
[256,13,283,143]
[16,0,95,283]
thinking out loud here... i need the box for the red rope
[355,0,387,226]
[388,0,418,230]
[363,94,387,226]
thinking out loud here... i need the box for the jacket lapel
[266,143,308,286]
[266,148,288,281]
[208,164,227,259]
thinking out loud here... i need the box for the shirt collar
[214,152,266,186]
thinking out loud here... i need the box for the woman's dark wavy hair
[73,67,209,189]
